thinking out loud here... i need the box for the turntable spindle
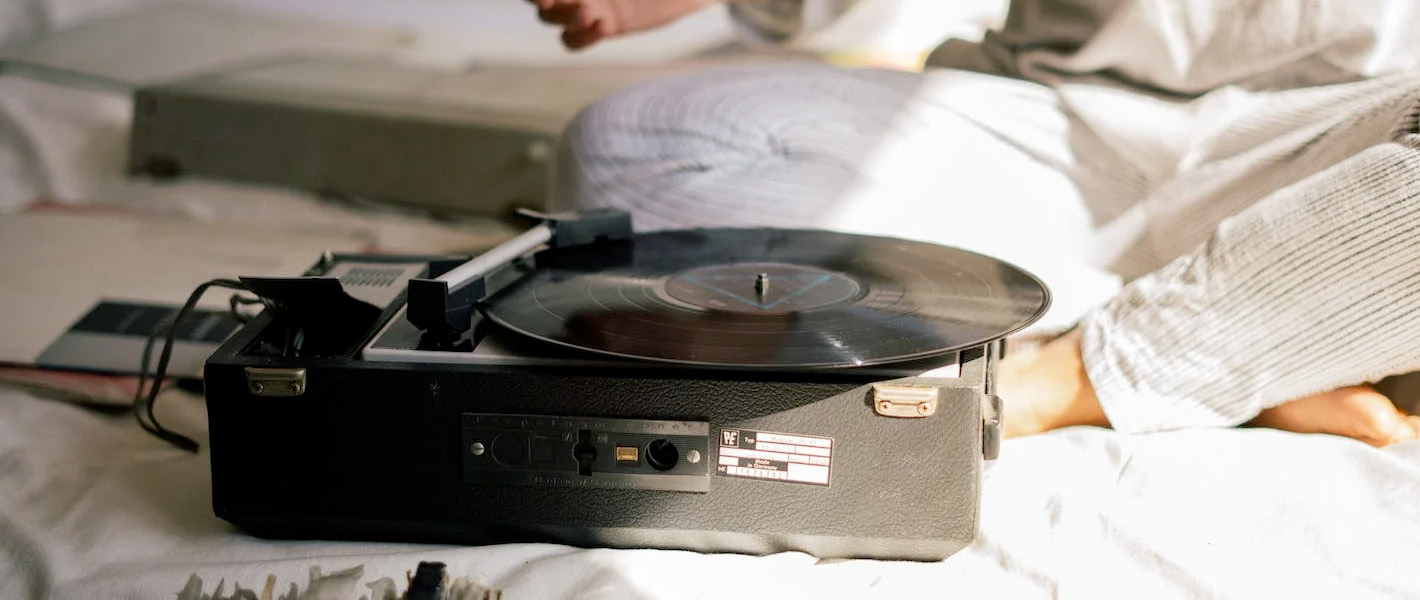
[755,273,769,300]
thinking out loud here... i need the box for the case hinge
[244,367,306,397]
[870,383,938,418]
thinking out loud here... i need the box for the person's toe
[1391,415,1420,444]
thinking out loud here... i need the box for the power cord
[228,293,263,324]
[133,278,250,453]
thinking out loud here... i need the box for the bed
[4,1,1420,598]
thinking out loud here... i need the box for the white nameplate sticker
[715,428,833,487]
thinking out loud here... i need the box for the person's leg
[1004,76,1420,444]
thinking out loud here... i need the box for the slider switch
[573,429,597,476]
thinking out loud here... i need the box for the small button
[615,446,640,466]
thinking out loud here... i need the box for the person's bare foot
[1249,385,1420,447]
[998,332,1420,447]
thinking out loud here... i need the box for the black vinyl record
[483,228,1050,369]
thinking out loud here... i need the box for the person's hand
[529,0,715,50]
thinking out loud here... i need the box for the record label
[662,262,863,315]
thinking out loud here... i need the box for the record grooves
[483,228,1050,369]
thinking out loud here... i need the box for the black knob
[645,439,679,471]
[491,435,526,465]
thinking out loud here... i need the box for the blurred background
[0,0,1008,73]
[0,0,1014,380]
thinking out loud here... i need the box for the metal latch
[871,383,938,417]
[244,367,306,397]
[982,393,1003,460]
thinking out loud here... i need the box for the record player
[203,209,1049,561]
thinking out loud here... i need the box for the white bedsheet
[3,385,1419,600]
[4,1,1420,598]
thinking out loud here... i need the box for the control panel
[461,413,711,492]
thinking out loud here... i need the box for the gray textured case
[206,338,997,561]
[127,58,662,215]
[207,331,1001,560]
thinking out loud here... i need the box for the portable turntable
[203,209,1049,561]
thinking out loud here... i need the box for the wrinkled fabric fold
[1083,82,1420,432]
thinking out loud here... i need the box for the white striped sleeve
[1081,96,1420,433]
[726,0,858,44]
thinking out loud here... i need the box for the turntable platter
[482,228,1049,369]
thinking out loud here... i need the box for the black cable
[134,278,248,453]
[228,293,262,324]
[133,319,173,441]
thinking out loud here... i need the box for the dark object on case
[203,211,1045,561]
[236,276,381,355]
[406,562,446,600]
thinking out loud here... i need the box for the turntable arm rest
[406,209,632,337]
[406,277,485,337]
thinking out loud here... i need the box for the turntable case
[204,314,996,561]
